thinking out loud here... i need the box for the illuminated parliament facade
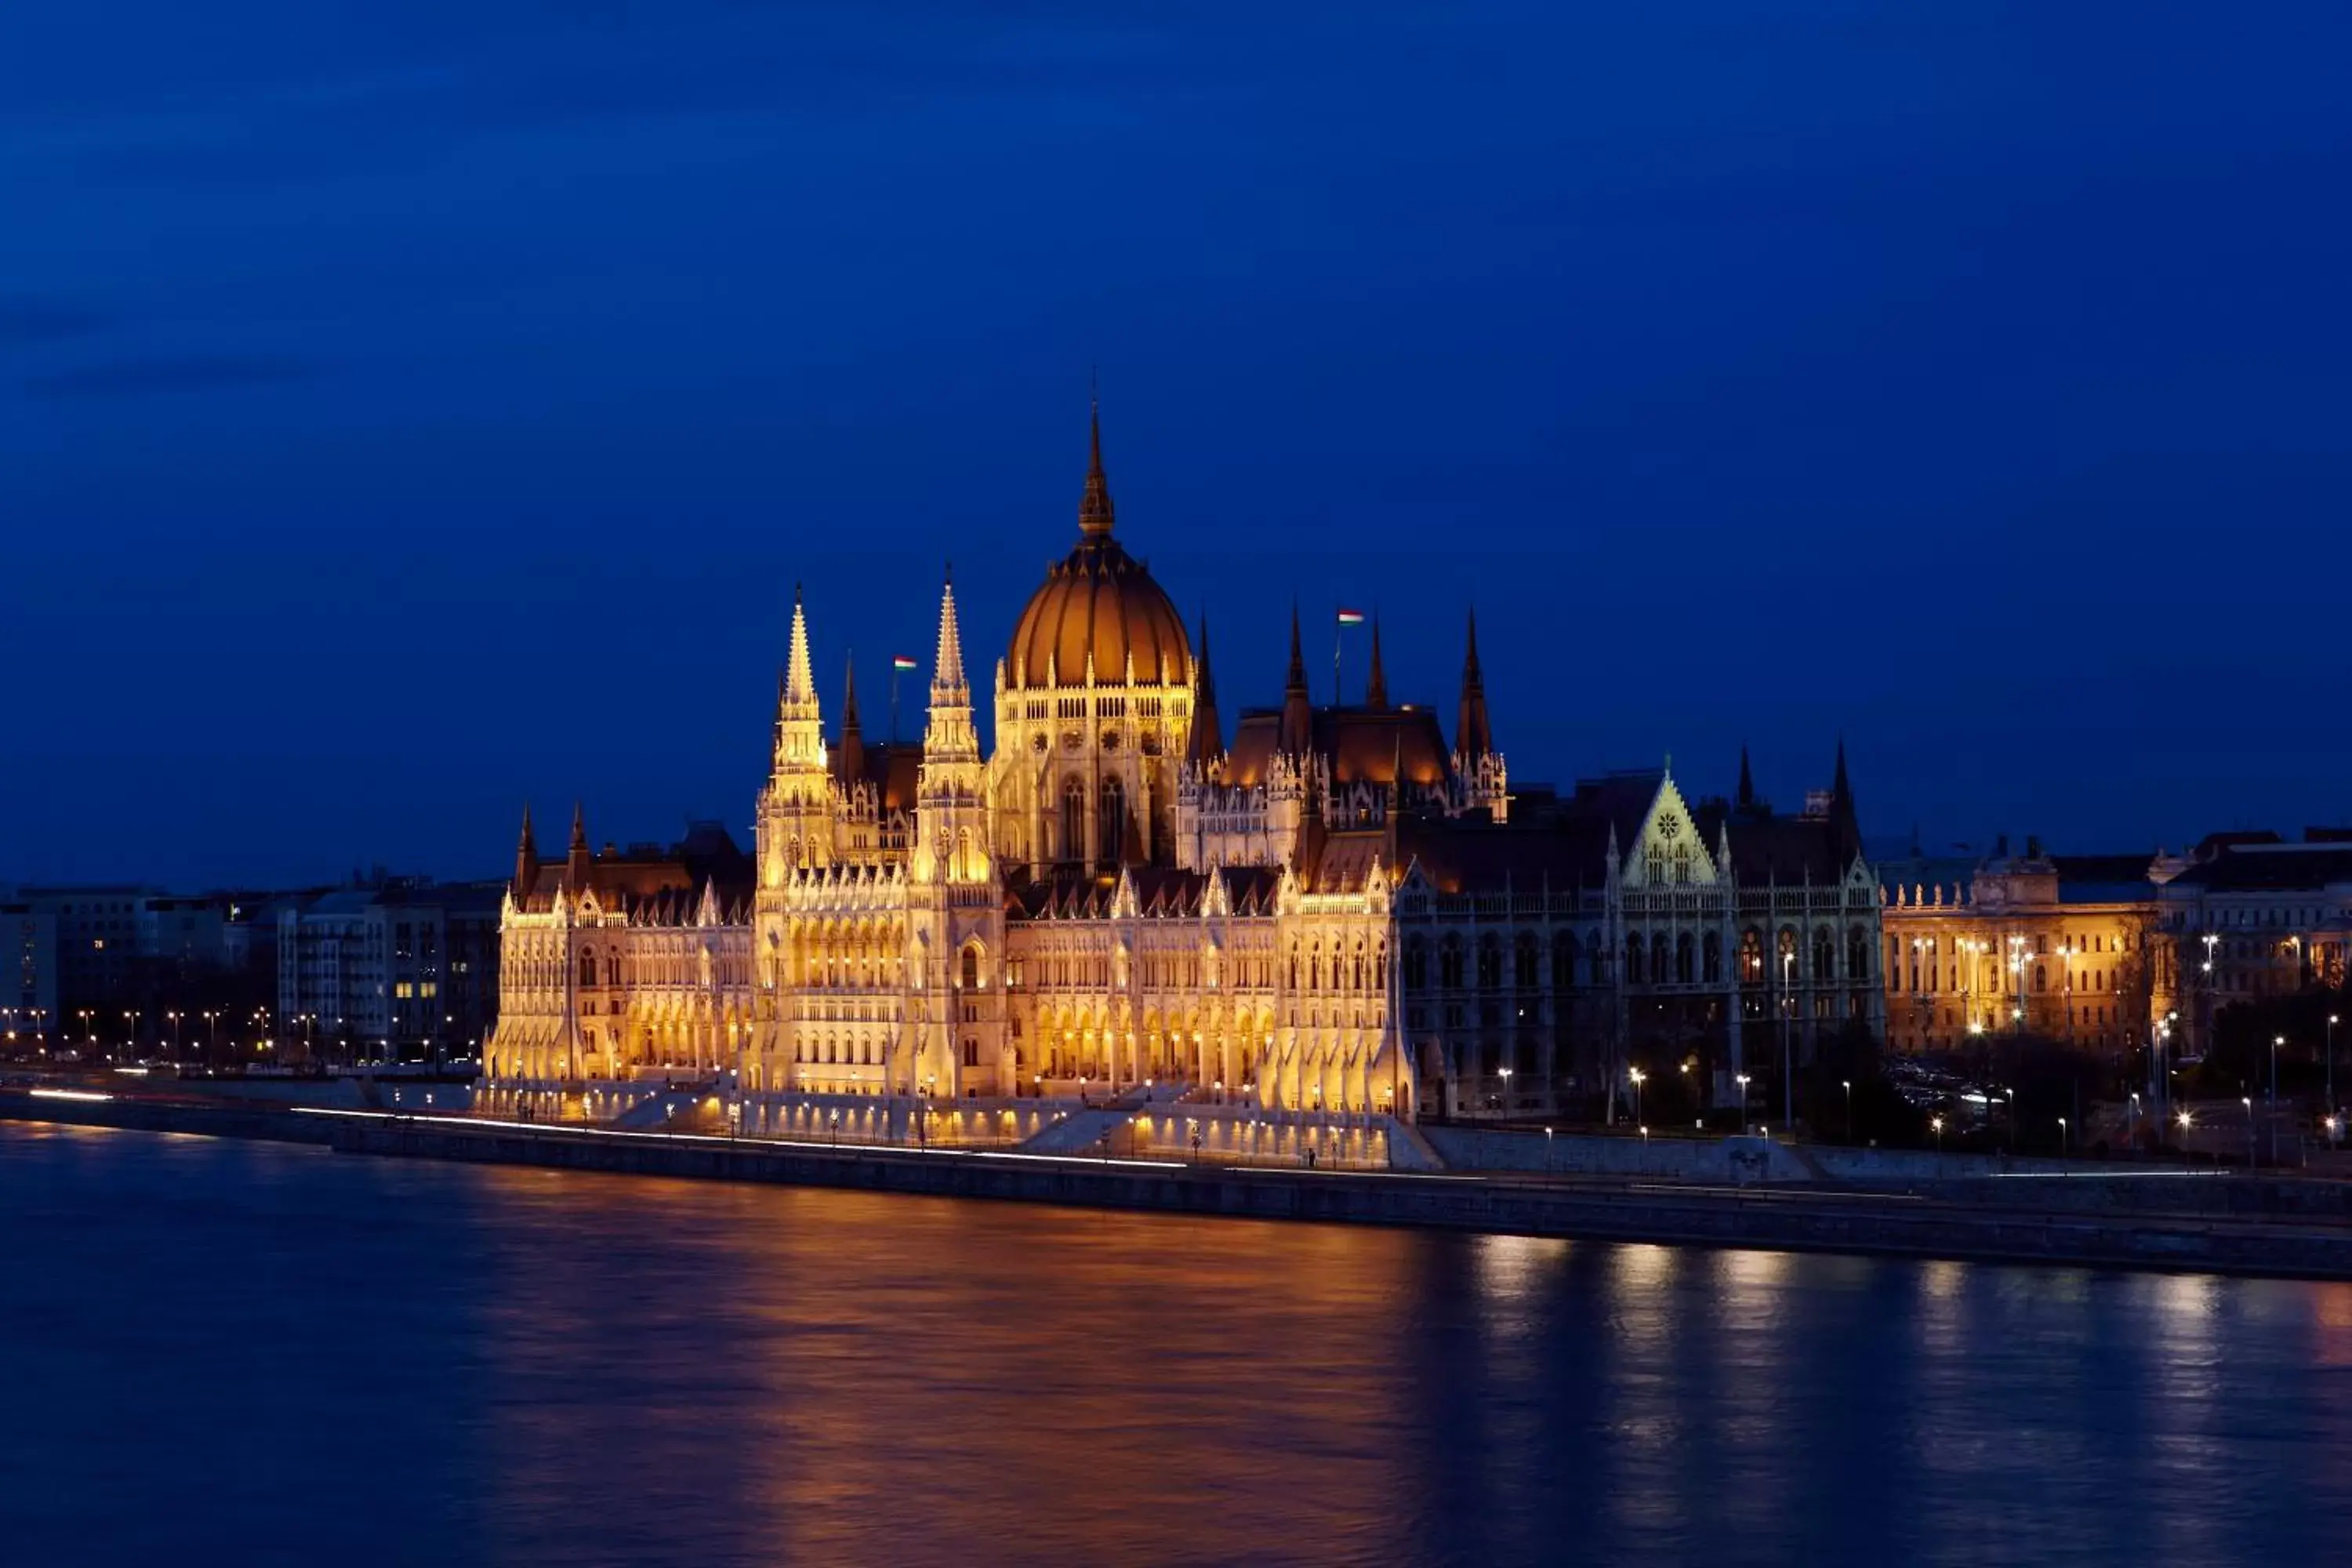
[488,413,1886,1119]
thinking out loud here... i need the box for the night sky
[4,2,2347,890]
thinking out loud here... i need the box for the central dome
[1006,412,1192,691]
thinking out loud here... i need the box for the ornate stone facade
[486,409,1884,1122]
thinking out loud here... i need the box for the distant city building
[1876,837,2180,1056]
[277,879,507,1062]
[0,897,59,1047]
[2157,829,2352,1056]
[487,408,1884,1119]
[0,885,249,1052]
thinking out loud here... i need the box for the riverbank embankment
[8,1088,2352,1279]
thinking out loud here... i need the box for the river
[2,1123,2348,1566]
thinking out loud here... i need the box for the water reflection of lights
[1472,1233,1567,1318]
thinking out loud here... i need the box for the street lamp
[2328,1014,2341,1119]
[2242,1096,2256,1167]
[1780,948,1795,1127]
[1734,1073,1751,1135]
[1498,1064,1514,1116]
[1930,1114,1944,1153]
[2271,1035,2284,1109]
[1628,1066,1645,1129]
[1842,1078,1853,1142]
[2057,1116,2068,1160]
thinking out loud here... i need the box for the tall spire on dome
[1186,611,1223,765]
[1078,379,1115,539]
[1737,742,1755,810]
[1366,613,1389,712]
[1456,607,1493,757]
[1833,735,1851,807]
[1280,598,1313,754]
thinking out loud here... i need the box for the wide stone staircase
[1016,1087,1153,1156]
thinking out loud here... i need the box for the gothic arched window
[1405,938,1428,989]
[1849,931,1870,987]
[1514,934,1538,989]
[960,945,980,990]
[1061,779,1085,864]
[1552,931,1577,989]
[1476,936,1501,989]
[1650,932,1670,985]
[1813,929,1836,982]
[1704,931,1722,984]
[1440,938,1464,989]
[1099,778,1126,866]
[579,948,596,987]
[1675,932,1695,985]
[1740,928,1764,983]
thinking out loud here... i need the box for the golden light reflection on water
[470,1171,1427,1565]
[9,1127,2352,1566]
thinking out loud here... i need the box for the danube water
[3,1125,2349,1566]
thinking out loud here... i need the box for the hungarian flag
[1336,608,1367,626]
[892,655,920,673]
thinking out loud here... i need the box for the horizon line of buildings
[6,817,2347,1087]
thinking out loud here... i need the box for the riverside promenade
[8,1083,2352,1280]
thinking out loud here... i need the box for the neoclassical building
[488,410,1885,1120]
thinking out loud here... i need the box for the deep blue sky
[4,2,2347,890]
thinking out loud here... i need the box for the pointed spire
[772,586,826,773]
[1365,613,1389,711]
[1280,598,1313,755]
[1737,742,1755,810]
[1186,611,1223,765]
[1456,606,1493,758]
[514,802,539,895]
[566,801,591,888]
[1833,735,1852,806]
[1078,387,1115,539]
[932,564,967,698]
[785,583,816,705]
[837,655,865,783]
[924,566,978,764]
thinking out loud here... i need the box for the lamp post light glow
[2271,1035,2284,1108]
[2329,1014,2341,1118]
[1734,1073,1751,1135]
[2243,1096,2256,1167]
[2057,1116,2068,1160]
[1931,1114,1944,1153]
[1628,1066,1645,1129]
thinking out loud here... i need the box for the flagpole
[1334,604,1342,707]
[890,668,899,743]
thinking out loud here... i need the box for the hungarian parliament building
[487,412,1884,1119]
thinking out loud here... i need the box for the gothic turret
[775,586,826,775]
[1186,612,1223,765]
[1365,613,1390,712]
[1279,601,1313,754]
[916,567,986,884]
[924,568,978,764]
[514,803,539,897]
[837,656,865,785]
[1737,743,1755,811]
[1456,607,1493,757]
[565,802,591,889]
